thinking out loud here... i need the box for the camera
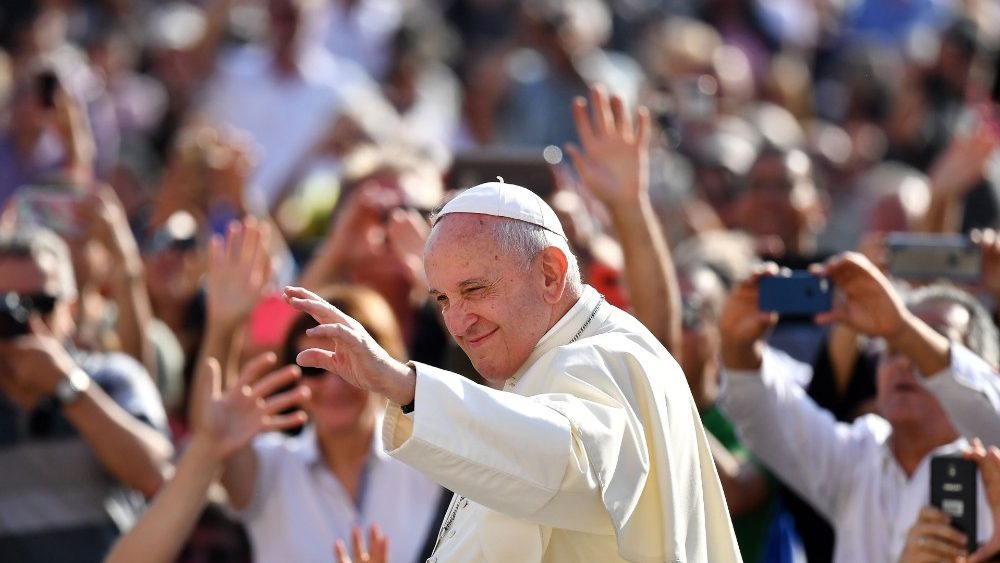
[0,293,32,339]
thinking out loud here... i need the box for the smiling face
[424,214,554,387]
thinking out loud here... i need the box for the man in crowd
[718,253,1000,562]
[0,227,173,561]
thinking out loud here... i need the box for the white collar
[294,411,390,467]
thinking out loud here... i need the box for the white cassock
[382,285,741,563]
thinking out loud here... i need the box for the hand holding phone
[931,455,978,553]
[887,233,982,282]
[10,186,88,237]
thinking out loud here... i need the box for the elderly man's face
[876,300,970,427]
[425,215,552,386]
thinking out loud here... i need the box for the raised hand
[928,119,998,201]
[206,218,273,327]
[811,252,909,339]
[566,86,651,209]
[188,353,309,461]
[333,525,388,563]
[897,506,968,563]
[966,439,1000,562]
[718,265,780,371]
[282,286,414,406]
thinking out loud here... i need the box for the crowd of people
[3,0,1000,561]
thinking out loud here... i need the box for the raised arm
[85,186,157,378]
[198,218,275,510]
[567,87,681,356]
[104,356,308,563]
[717,266,866,520]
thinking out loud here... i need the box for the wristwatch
[55,369,91,405]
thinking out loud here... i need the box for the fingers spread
[236,352,279,389]
[252,364,302,398]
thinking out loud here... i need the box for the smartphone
[930,455,978,553]
[758,271,833,316]
[10,186,88,237]
[887,233,981,282]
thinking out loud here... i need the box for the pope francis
[284,181,741,563]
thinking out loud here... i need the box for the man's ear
[538,247,568,304]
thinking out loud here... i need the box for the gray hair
[0,227,78,299]
[906,284,999,367]
[431,213,582,291]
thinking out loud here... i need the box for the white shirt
[237,424,442,563]
[382,286,741,563]
[719,346,998,563]
[199,46,393,208]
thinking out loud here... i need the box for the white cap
[434,180,566,238]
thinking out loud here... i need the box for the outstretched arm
[567,87,681,356]
[104,356,308,563]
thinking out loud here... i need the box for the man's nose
[444,301,478,338]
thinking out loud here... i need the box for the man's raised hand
[566,86,651,210]
[283,286,415,406]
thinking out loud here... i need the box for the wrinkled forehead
[425,214,507,279]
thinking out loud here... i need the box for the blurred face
[342,176,411,290]
[732,153,815,255]
[425,215,551,386]
[296,334,376,434]
[679,269,724,404]
[268,0,302,55]
[876,300,970,426]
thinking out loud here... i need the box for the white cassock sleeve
[382,362,634,535]
[921,344,1000,447]
[718,346,879,523]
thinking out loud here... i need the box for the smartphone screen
[930,455,978,553]
[887,233,981,282]
[10,186,87,237]
[758,271,833,316]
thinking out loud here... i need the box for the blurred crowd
[3,0,1000,561]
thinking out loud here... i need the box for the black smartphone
[887,233,981,283]
[758,271,833,316]
[930,455,978,553]
[36,70,59,108]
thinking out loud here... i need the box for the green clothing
[702,405,773,563]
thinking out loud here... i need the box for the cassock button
[448,529,456,538]
[427,558,437,563]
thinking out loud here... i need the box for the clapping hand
[188,353,309,462]
[566,86,651,211]
[283,286,414,406]
[333,525,387,563]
